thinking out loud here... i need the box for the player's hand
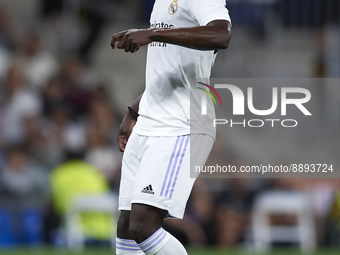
[117,110,137,152]
[111,29,153,53]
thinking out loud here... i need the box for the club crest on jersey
[168,0,179,15]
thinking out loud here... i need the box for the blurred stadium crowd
[0,0,124,246]
[0,0,340,251]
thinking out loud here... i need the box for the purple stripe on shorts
[139,228,164,249]
[160,136,181,197]
[169,135,190,199]
[143,231,167,253]
[164,136,185,198]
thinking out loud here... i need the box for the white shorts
[118,132,214,219]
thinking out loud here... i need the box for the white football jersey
[133,0,231,139]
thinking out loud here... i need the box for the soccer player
[111,0,231,254]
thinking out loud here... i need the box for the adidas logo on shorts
[141,185,155,195]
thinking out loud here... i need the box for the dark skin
[111,20,231,53]
[113,20,231,244]
[117,94,142,152]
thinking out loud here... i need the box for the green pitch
[1,248,340,255]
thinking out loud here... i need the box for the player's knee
[128,204,167,243]
[128,217,151,242]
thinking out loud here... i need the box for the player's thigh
[130,134,214,219]
[165,134,214,217]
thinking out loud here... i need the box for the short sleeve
[188,0,231,26]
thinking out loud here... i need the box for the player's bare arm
[117,93,143,152]
[111,20,231,53]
